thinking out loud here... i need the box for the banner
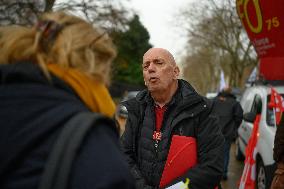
[236,0,284,80]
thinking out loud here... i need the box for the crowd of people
[0,10,283,189]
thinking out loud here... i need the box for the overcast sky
[130,0,193,62]
[55,0,191,62]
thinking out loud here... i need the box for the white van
[236,83,284,189]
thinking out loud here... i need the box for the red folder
[159,135,197,188]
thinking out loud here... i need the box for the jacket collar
[125,79,204,113]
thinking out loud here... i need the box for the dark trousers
[223,140,231,177]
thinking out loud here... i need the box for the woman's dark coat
[0,63,135,189]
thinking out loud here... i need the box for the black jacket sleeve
[233,101,243,128]
[120,115,154,189]
[70,123,135,189]
[167,111,225,189]
[274,116,284,163]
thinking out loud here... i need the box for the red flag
[269,88,284,125]
[239,115,261,189]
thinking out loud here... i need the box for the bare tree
[0,0,131,32]
[53,0,130,32]
[45,0,56,11]
[182,44,219,94]
[179,0,257,91]
[0,0,46,25]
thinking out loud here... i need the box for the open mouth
[149,77,158,82]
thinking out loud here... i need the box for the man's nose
[148,62,156,72]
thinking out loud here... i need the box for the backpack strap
[38,112,115,189]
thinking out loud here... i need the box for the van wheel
[256,158,268,189]
[235,138,245,161]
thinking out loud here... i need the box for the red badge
[153,131,162,141]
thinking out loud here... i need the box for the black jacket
[212,92,243,142]
[121,79,224,189]
[274,116,284,163]
[0,63,135,189]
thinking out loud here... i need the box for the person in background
[271,116,284,189]
[0,11,134,189]
[121,47,224,189]
[211,87,243,180]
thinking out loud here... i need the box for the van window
[241,89,254,112]
[251,95,262,114]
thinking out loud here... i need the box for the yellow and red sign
[237,0,284,80]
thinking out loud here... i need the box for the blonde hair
[0,11,116,85]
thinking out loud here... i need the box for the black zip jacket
[121,79,224,189]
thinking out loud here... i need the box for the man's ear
[144,79,147,86]
[173,66,180,79]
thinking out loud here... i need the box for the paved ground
[221,143,244,189]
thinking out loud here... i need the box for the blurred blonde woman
[0,11,135,189]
